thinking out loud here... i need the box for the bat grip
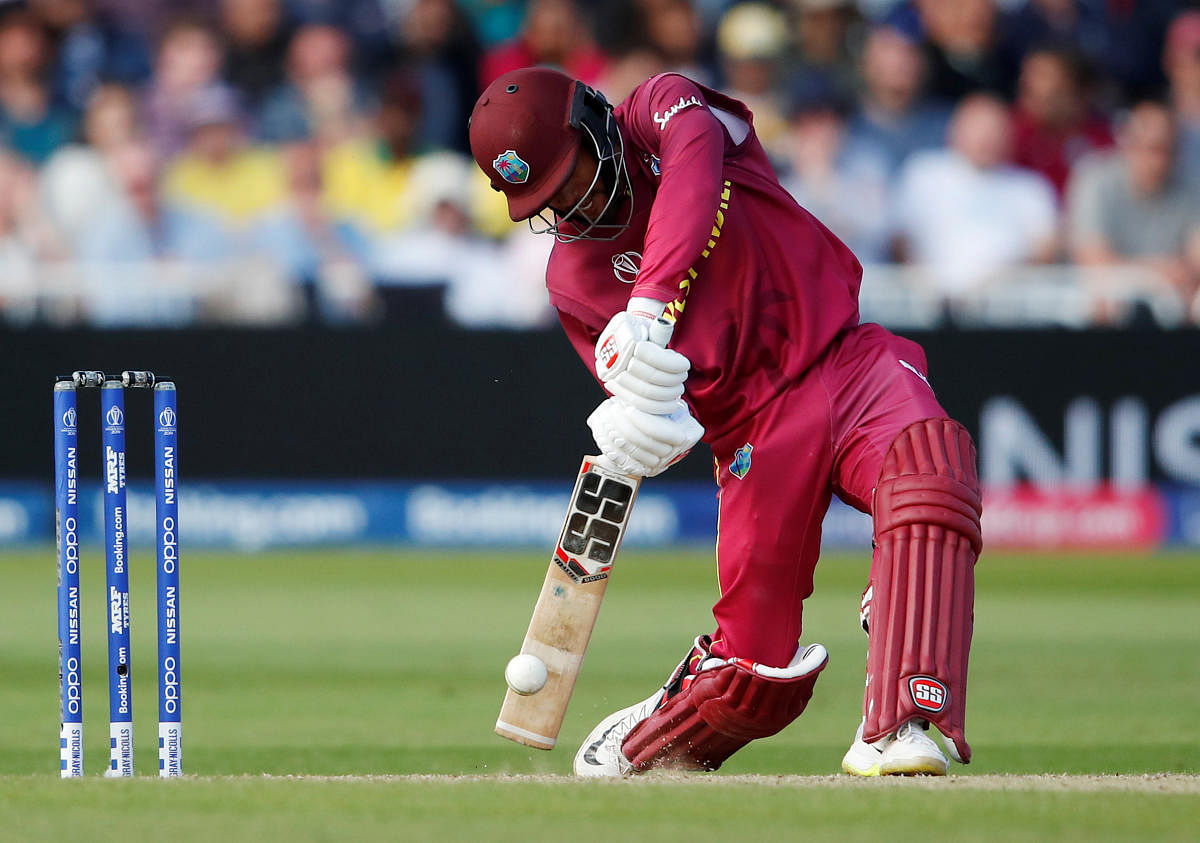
[647,316,674,348]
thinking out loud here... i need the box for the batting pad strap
[864,418,981,763]
[621,645,828,772]
[874,474,982,554]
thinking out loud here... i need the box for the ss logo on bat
[555,472,636,583]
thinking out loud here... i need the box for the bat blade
[495,457,642,749]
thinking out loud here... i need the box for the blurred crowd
[0,0,1198,328]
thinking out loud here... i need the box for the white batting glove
[587,397,705,478]
[594,303,692,416]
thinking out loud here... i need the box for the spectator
[30,0,152,113]
[371,153,556,328]
[143,17,225,159]
[0,151,46,322]
[319,70,475,276]
[164,85,322,321]
[221,0,292,109]
[588,0,644,58]
[161,83,314,289]
[78,80,139,151]
[456,0,525,49]
[441,224,558,329]
[89,0,215,42]
[784,0,861,102]
[893,93,1059,296]
[597,46,671,104]
[270,141,375,321]
[1011,45,1113,201]
[913,0,1018,101]
[589,0,707,86]
[257,23,370,145]
[164,84,273,220]
[847,24,951,175]
[479,0,609,89]
[1001,0,1176,104]
[779,73,891,263]
[367,144,557,329]
[282,0,392,78]
[0,11,76,165]
[1067,101,1200,318]
[77,140,227,326]
[715,2,790,158]
[394,0,482,153]
[1163,10,1200,185]
[641,0,711,85]
[40,82,139,250]
[80,139,223,262]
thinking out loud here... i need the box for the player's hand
[587,397,704,478]
[594,311,692,416]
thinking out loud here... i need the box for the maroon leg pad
[621,651,828,772]
[863,419,982,762]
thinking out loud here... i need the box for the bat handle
[647,316,674,348]
[591,313,679,474]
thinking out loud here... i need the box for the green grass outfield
[1,547,1197,840]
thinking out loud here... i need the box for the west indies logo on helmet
[469,67,633,242]
[493,150,530,184]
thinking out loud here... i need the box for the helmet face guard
[529,82,633,243]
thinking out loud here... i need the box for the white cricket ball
[505,654,548,695]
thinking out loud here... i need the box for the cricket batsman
[468,68,982,777]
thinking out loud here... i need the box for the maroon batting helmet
[469,67,630,237]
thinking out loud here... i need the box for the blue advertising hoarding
[7,479,1199,551]
[3,479,876,551]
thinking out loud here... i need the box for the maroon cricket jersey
[547,74,863,441]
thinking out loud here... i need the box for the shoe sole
[842,751,948,777]
[879,756,949,776]
[841,759,882,777]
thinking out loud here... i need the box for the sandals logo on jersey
[492,149,530,184]
[611,251,641,283]
[909,676,948,713]
[729,443,753,479]
[653,95,703,129]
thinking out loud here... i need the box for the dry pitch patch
[257,773,1200,793]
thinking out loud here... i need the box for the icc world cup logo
[159,407,176,429]
[611,251,642,284]
[106,406,123,427]
[62,407,77,429]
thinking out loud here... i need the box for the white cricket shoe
[573,688,665,778]
[841,717,949,776]
[841,718,885,776]
[574,634,716,778]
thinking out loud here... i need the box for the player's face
[548,146,609,224]
[529,118,632,242]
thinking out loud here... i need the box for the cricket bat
[495,317,674,750]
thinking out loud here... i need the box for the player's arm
[582,79,727,433]
[624,75,728,308]
[578,77,727,472]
